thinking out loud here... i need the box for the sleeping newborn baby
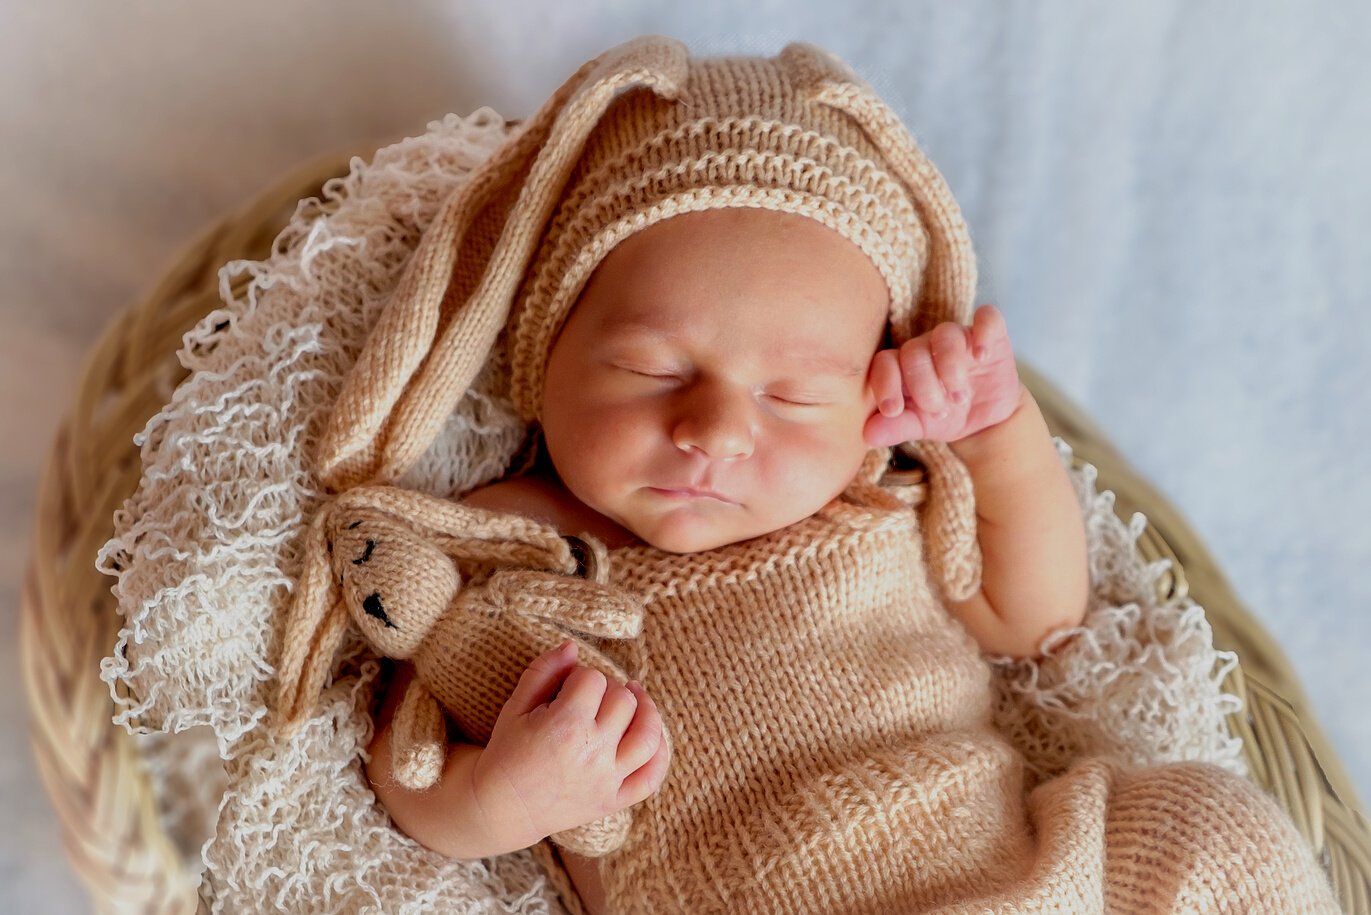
[367,205,1088,912]
[305,36,1340,915]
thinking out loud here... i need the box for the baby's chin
[631,524,760,555]
[623,501,802,554]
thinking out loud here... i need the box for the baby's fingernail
[973,345,988,362]
[879,397,901,416]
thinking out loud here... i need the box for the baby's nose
[671,384,755,460]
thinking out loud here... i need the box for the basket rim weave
[18,139,1371,915]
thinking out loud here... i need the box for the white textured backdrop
[3,1,1367,910]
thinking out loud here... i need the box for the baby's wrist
[467,749,549,853]
[948,382,1031,460]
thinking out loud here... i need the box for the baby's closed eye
[612,364,839,407]
[765,392,830,406]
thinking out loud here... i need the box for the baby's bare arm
[364,662,535,860]
[865,305,1088,658]
[944,382,1089,658]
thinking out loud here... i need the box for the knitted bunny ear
[315,35,691,491]
[779,42,977,344]
[329,484,583,571]
[783,42,984,599]
[275,506,352,732]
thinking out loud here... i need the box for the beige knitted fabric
[273,439,1341,911]
[275,31,992,864]
[275,480,661,855]
[503,49,957,426]
[512,450,1340,914]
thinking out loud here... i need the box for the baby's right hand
[470,640,670,848]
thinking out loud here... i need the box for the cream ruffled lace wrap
[97,109,1248,914]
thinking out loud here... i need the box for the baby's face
[541,207,889,554]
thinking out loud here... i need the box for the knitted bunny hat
[275,34,985,735]
[312,34,978,492]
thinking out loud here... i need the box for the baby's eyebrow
[603,320,867,378]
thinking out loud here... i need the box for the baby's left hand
[864,303,1022,448]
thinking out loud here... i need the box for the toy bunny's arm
[365,662,531,861]
[391,671,448,790]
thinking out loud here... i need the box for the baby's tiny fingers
[615,681,663,772]
[617,727,671,809]
[970,304,1007,361]
[928,323,971,403]
[553,665,609,721]
[898,338,948,415]
[596,679,638,734]
[504,640,579,716]
[868,348,905,416]
[864,405,927,448]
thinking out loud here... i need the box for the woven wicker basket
[19,147,1371,915]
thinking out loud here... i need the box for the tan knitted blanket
[512,447,1338,912]
[96,109,1332,913]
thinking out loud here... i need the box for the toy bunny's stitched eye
[363,592,397,629]
[352,539,376,565]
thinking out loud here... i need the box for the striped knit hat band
[505,62,942,424]
[506,112,929,423]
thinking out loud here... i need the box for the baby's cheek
[574,404,666,482]
[802,416,866,468]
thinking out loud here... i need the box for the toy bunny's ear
[316,35,691,491]
[779,42,977,346]
[275,509,352,733]
[275,599,351,737]
[333,484,577,565]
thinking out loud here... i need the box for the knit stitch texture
[503,447,1340,912]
